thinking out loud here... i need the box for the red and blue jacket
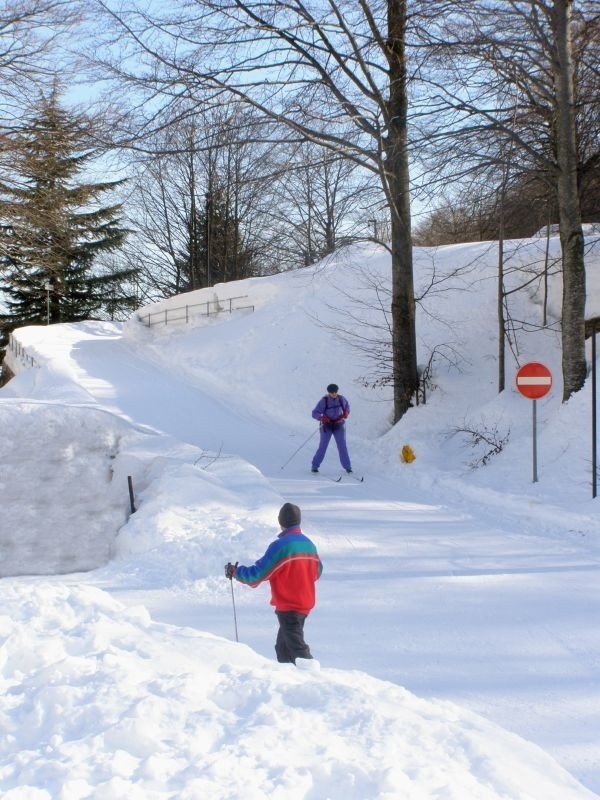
[235,526,322,615]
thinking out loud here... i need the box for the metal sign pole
[516,363,551,485]
[532,398,538,483]
[593,328,597,499]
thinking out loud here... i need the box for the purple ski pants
[311,423,351,471]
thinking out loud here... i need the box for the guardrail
[139,294,254,327]
[7,334,39,368]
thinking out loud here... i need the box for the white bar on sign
[517,376,551,385]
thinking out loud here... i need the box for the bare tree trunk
[188,148,199,290]
[543,206,551,327]
[552,0,586,400]
[498,213,505,393]
[497,158,511,393]
[387,0,417,422]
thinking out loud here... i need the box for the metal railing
[139,294,254,327]
[7,335,39,368]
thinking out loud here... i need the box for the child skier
[225,502,322,665]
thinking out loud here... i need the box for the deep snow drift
[1,235,599,799]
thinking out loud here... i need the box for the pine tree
[0,90,134,344]
[178,190,256,292]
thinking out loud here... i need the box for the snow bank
[2,235,600,796]
[0,402,129,576]
[0,582,594,800]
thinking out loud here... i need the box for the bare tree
[415,0,598,401]
[266,143,380,269]
[95,0,420,422]
[122,104,275,300]
[0,1,79,123]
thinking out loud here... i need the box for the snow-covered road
[7,319,598,793]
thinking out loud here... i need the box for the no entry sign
[516,362,552,483]
[516,362,552,400]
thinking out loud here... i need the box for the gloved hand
[321,415,331,423]
[343,410,349,419]
[225,561,238,579]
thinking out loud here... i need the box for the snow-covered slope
[1,235,599,798]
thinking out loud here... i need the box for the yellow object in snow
[401,444,416,464]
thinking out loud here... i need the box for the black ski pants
[275,610,313,663]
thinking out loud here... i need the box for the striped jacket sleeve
[235,535,321,587]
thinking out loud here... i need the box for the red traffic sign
[516,362,553,399]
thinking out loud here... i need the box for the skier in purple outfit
[311,383,353,473]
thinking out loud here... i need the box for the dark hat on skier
[278,502,301,529]
[326,383,339,394]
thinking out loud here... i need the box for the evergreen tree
[178,190,256,292]
[201,190,256,286]
[0,90,134,345]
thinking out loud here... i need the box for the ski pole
[279,428,318,470]
[228,576,239,642]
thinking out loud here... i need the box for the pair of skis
[315,471,364,483]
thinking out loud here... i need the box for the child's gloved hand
[225,562,238,579]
